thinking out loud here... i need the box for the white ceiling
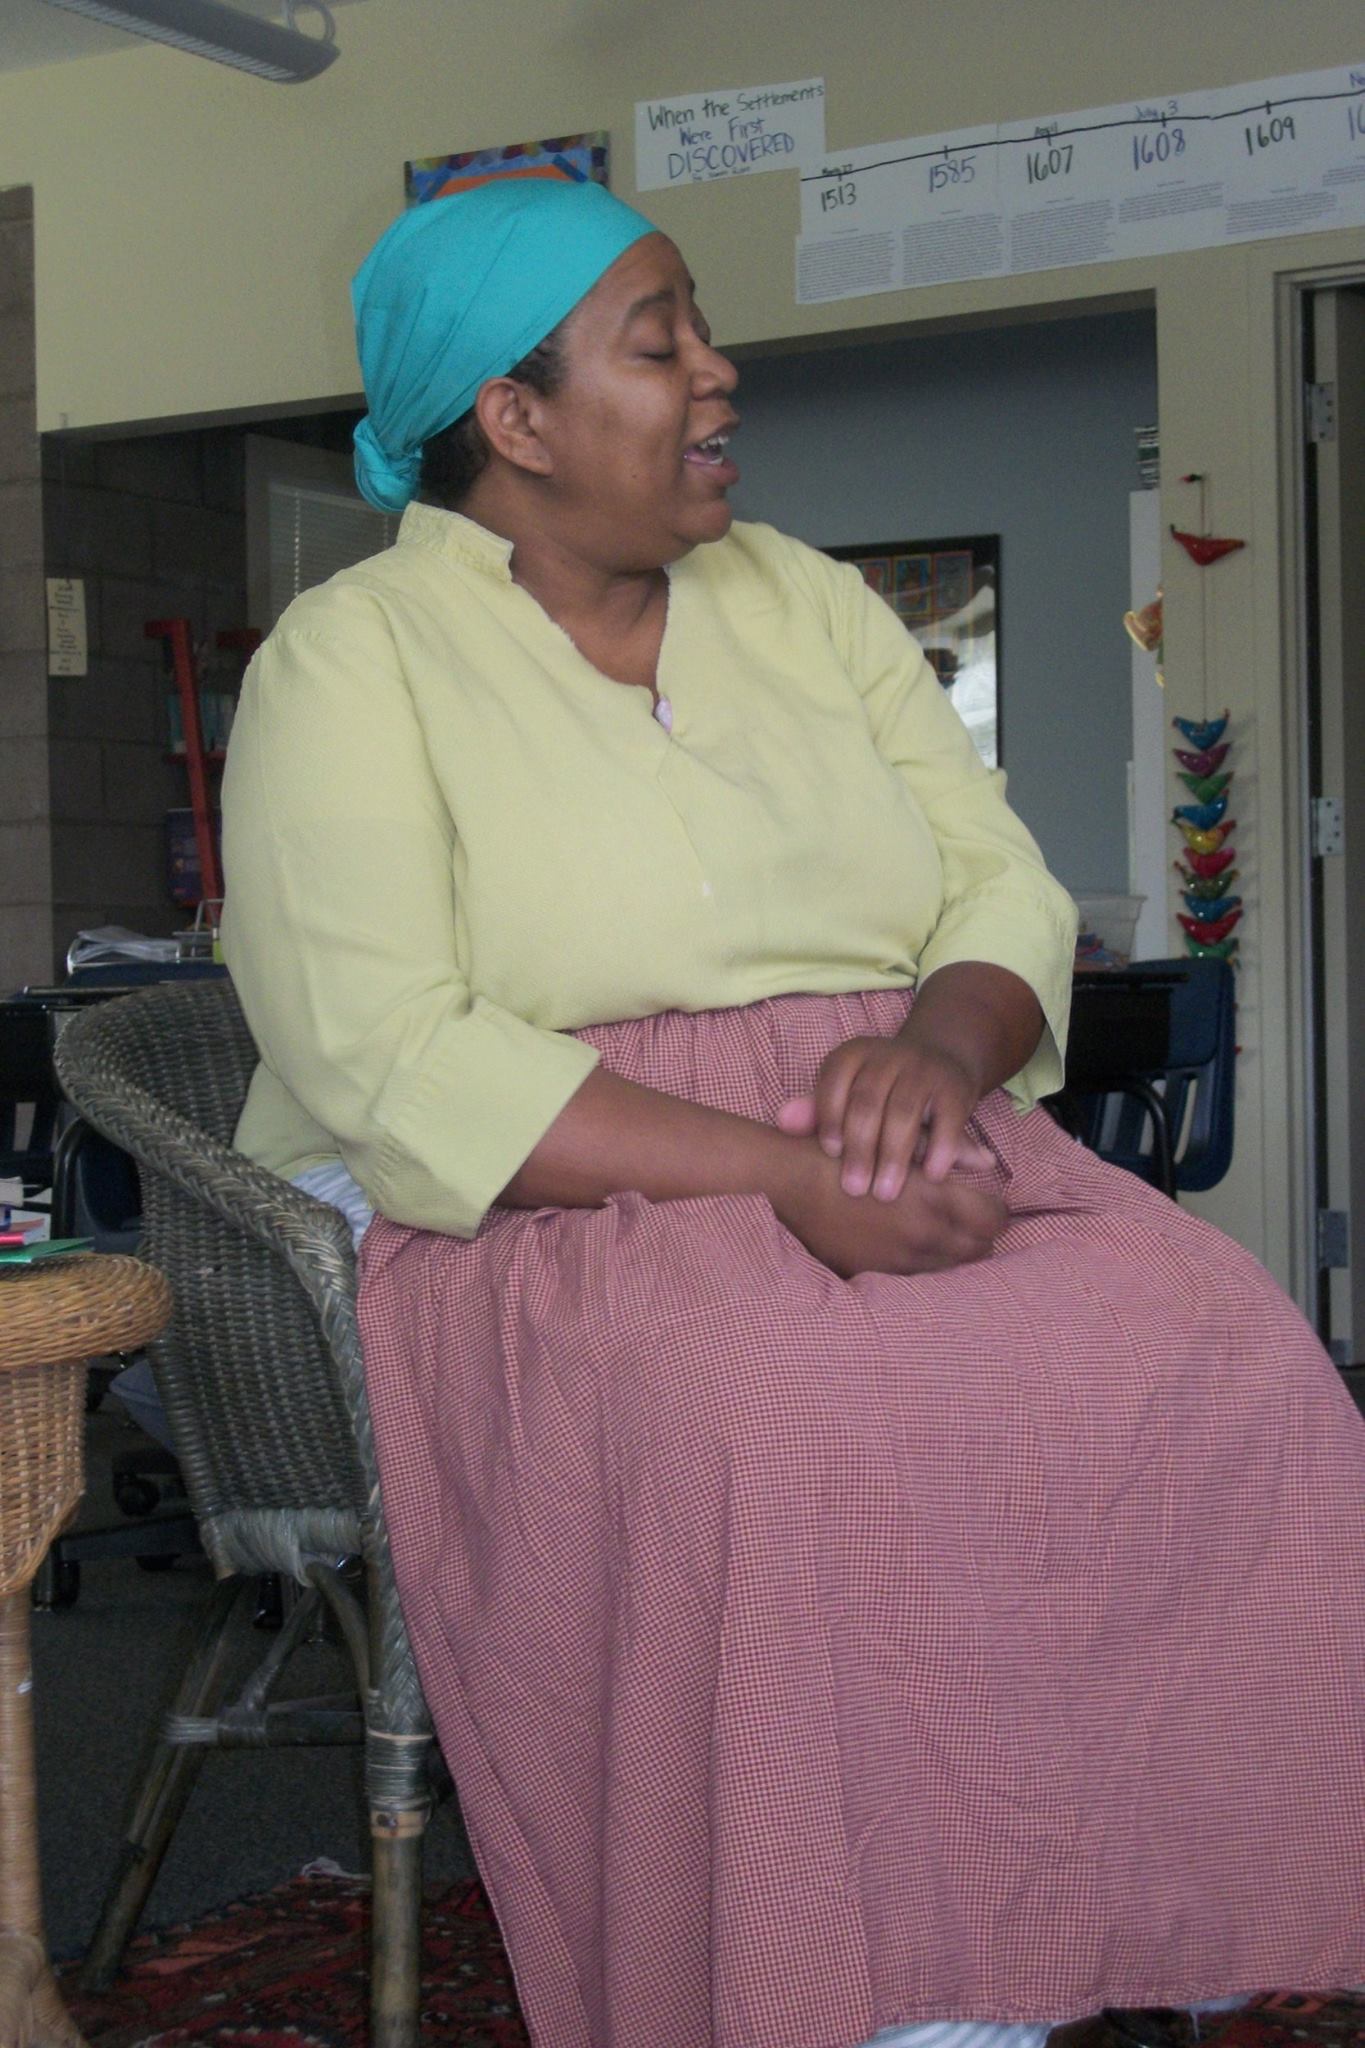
[0,0,363,73]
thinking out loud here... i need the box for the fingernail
[821,1135,843,1157]
[873,1171,899,1201]
[841,1168,870,1196]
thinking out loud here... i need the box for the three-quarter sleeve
[833,559,1078,1109]
[220,594,599,1236]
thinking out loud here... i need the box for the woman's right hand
[770,1139,1006,1279]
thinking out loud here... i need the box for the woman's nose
[694,343,739,394]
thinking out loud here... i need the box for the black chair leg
[79,1575,245,1990]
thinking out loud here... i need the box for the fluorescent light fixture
[36,0,339,81]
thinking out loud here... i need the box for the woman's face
[529,232,740,570]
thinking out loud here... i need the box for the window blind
[266,479,400,626]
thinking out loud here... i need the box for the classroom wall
[42,429,248,962]
[1,0,1362,1292]
[0,0,1349,431]
[730,311,1159,889]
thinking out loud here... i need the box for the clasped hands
[771,1029,1008,1278]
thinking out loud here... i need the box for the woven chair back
[52,983,367,1530]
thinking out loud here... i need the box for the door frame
[1274,257,1365,1338]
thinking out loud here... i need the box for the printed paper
[795,62,1365,305]
[46,577,87,678]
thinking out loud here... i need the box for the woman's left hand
[776,1033,993,1202]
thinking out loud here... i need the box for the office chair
[0,997,63,1206]
[1057,956,1237,1197]
[52,981,436,2048]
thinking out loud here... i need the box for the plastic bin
[1072,891,1145,969]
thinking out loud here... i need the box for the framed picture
[825,533,1000,768]
[406,133,611,207]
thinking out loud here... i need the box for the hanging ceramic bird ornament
[1173,742,1230,776]
[1173,791,1230,831]
[1181,846,1238,880]
[1179,907,1243,945]
[1171,528,1246,567]
[1181,891,1241,921]
[1178,771,1233,804]
[1185,935,1240,961]
[1177,819,1237,854]
[1172,711,1230,749]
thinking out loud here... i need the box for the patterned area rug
[60,1867,1365,2048]
[64,1866,529,2048]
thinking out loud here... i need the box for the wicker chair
[52,980,436,2048]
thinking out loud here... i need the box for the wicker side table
[0,1254,172,2048]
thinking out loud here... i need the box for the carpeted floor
[58,1864,1365,2048]
[64,1865,529,2047]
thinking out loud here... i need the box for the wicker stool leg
[79,1575,244,1992]
[0,1589,87,2047]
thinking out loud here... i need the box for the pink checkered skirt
[357,990,1365,2048]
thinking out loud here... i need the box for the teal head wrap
[351,179,657,512]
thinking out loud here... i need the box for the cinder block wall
[0,185,52,992]
[41,426,247,964]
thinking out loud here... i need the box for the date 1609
[1244,113,1296,155]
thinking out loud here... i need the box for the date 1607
[1025,142,1074,185]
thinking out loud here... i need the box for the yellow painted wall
[0,0,1355,430]
[2,0,1362,1298]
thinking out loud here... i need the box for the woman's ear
[474,378,554,477]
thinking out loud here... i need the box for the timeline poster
[1217,67,1365,239]
[792,62,1365,307]
[796,125,1004,304]
[997,94,1227,275]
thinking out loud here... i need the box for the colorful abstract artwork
[826,534,1001,768]
[406,133,611,206]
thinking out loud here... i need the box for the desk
[0,1254,171,2046]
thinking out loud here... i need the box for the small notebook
[0,1237,94,1267]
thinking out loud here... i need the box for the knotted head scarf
[351,179,657,512]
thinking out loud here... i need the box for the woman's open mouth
[682,431,740,484]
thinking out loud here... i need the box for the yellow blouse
[221,506,1077,1236]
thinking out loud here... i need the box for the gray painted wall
[42,428,248,961]
[0,184,52,992]
[727,308,1159,891]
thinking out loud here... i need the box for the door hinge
[1317,1208,1350,1270]
[1311,795,1344,857]
[1306,380,1337,442]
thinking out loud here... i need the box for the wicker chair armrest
[53,1041,364,1411]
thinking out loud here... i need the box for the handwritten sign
[45,578,87,678]
[636,78,825,192]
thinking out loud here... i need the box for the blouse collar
[398,501,516,583]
